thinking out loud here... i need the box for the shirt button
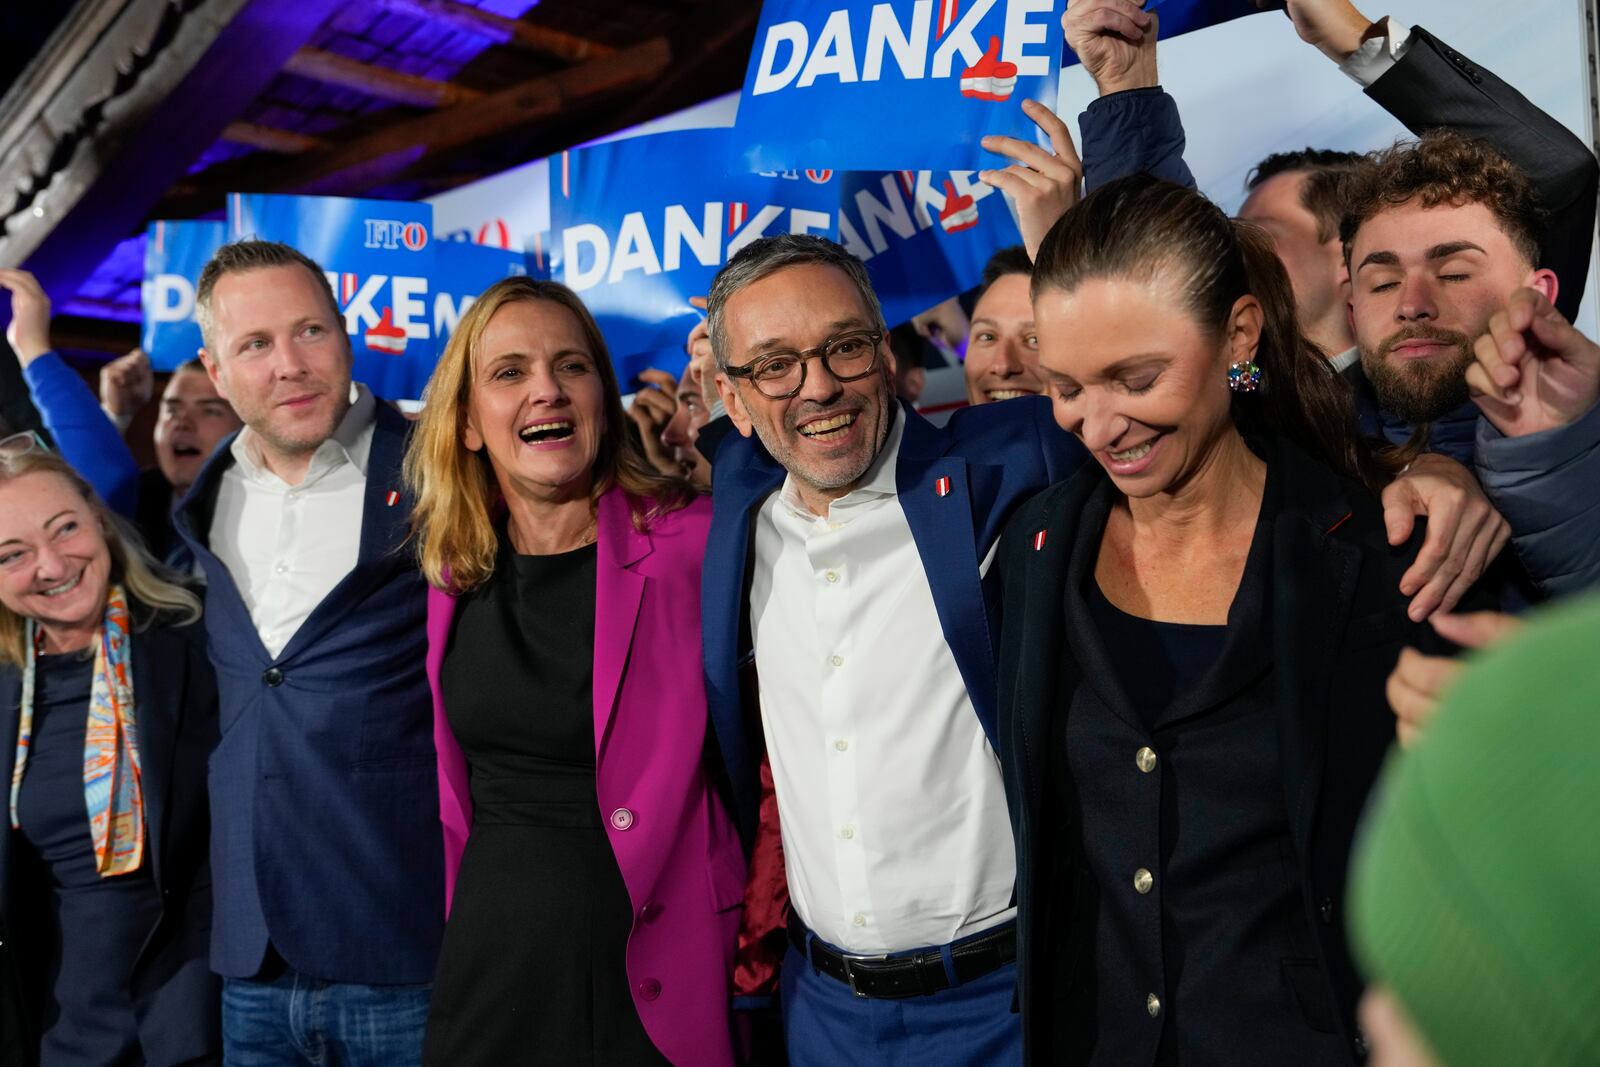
[834,739,849,752]
[853,913,867,927]
[273,562,288,575]
[610,808,635,831]
[839,825,855,840]
[1134,868,1153,894]
[261,667,284,687]
[825,571,839,583]
[640,902,663,924]
[638,979,661,1001]
[830,655,843,667]
[1136,747,1157,773]
[1147,993,1162,1017]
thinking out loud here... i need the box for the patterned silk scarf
[8,584,145,876]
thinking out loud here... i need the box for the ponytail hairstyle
[1032,174,1398,493]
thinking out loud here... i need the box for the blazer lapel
[896,407,1000,747]
[593,488,649,762]
[1007,481,1077,812]
[131,627,185,893]
[0,671,19,902]
[703,440,784,845]
[1270,445,1363,857]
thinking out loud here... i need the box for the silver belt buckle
[841,952,890,998]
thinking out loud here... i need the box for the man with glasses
[701,234,1085,1065]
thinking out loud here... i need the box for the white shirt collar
[1329,346,1361,374]
[230,381,378,487]
[776,404,905,521]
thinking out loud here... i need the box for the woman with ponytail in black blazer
[998,175,1469,1066]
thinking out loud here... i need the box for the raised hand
[1062,0,1158,95]
[979,99,1084,261]
[100,348,155,419]
[1467,287,1600,438]
[0,268,53,365]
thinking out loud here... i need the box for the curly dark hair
[1339,130,1546,268]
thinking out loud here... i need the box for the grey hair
[705,234,886,370]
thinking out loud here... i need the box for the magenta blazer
[427,488,743,1067]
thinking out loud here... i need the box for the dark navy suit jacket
[701,397,1085,849]
[173,401,443,984]
[0,617,221,1065]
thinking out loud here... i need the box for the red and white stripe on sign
[342,273,357,304]
[938,0,959,37]
[386,490,399,507]
[1033,529,1048,552]
[898,170,917,198]
[728,202,748,234]
[561,151,571,198]
[935,476,951,497]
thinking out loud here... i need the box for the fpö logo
[560,201,833,292]
[751,0,1052,102]
[363,219,430,251]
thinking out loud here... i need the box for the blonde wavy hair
[0,451,201,667]
[404,276,697,593]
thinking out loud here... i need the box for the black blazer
[0,615,221,1066]
[997,437,1443,1065]
[1369,26,1599,319]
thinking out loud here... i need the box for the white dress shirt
[749,411,1017,953]
[1340,18,1413,87]
[209,384,376,658]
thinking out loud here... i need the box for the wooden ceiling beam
[372,0,615,63]
[222,122,330,154]
[158,36,670,212]
[282,47,483,108]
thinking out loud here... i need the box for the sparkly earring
[1228,359,1261,393]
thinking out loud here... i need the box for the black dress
[13,652,164,1067]
[423,539,669,1067]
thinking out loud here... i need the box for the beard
[1359,325,1475,424]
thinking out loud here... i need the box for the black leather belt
[787,918,1016,999]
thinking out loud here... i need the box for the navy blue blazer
[0,616,221,1066]
[702,397,1085,847]
[173,401,443,985]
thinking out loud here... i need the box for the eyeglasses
[723,330,884,400]
[0,430,47,463]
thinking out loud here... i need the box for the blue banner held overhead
[839,168,1023,328]
[141,220,226,372]
[549,126,838,382]
[732,0,1066,172]
[433,240,530,350]
[1128,0,1272,52]
[228,192,438,400]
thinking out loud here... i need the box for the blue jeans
[780,937,1022,1067]
[222,971,430,1067]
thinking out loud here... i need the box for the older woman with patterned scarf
[0,437,220,1067]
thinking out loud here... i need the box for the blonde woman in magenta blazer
[404,277,743,1067]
